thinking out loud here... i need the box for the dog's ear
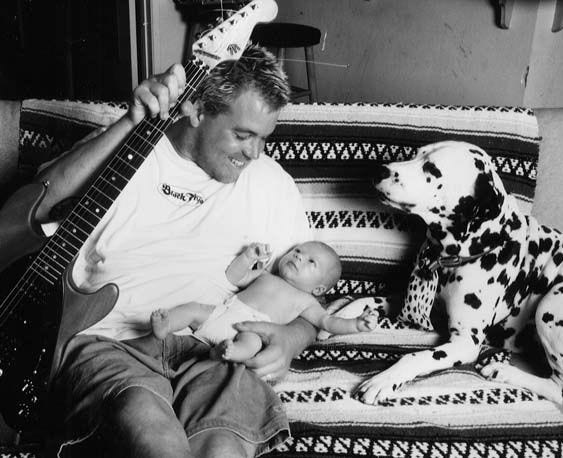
[471,171,505,224]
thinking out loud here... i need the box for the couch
[0,99,562,457]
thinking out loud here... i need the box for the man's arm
[233,316,317,380]
[33,64,188,223]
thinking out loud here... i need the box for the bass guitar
[0,0,277,432]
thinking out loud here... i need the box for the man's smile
[229,157,246,169]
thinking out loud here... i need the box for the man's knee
[103,387,190,457]
[189,429,257,458]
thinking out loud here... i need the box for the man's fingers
[233,321,289,381]
[129,63,187,124]
[233,320,272,337]
[246,352,286,381]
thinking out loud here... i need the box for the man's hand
[128,63,193,126]
[233,318,316,381]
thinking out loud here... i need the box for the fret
[131,131,158,151]
[32,255,64,278]
[26,267,56,286]
[121,142,148,161]
[35,249,67,272]
[139,119,165,137]
[97,174,124,196]
[65,215,95,239]
[40,245,73,269]
[28,261,58,284]
[121,144,151,167]
[58,224,88,247]
[107,157,134,181]
[70,208,99,231]
[47,235,77,260]
[81,194,111,216]
[87,186,116,208]
[112,153,142,176]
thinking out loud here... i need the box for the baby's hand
[244,242,272,270]
[356,306,379,332]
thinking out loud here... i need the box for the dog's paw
[479,361,519,384]
[475,347,511,371]
[353,375,405,405]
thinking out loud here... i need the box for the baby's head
[277,241,342,297]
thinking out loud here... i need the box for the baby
[151,241,376,361]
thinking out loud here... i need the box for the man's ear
[312,285,327,297]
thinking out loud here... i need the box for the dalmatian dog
[355,140,563,406]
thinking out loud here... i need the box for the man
[35,45,315,457]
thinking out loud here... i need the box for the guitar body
[0,184,117,431]
[0,0,277,433]
[0,182,49,273]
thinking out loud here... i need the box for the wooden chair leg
[304,46,318,103]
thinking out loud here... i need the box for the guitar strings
[0,61,208,326]
[0,64,206,324]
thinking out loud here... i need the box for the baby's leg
[151,302,214,340]
[212,332,263,362]
[151,309,171,340]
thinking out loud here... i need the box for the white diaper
[193,295,271,345]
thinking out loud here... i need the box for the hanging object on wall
[496,0,514,29]
[553,0,563,32]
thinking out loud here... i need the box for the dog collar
[424,249,495,273]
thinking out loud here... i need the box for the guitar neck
[33,59,208,285]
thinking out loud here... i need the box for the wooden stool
[251,22,321,102]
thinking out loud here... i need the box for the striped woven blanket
[261,103,563,458]
[16,100,562,458]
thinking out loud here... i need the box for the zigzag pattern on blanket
[271,335,563,458]
[267,103,540,298]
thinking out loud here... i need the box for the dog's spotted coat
[355,141,563,406]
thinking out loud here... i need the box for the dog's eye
[422,161,442,179]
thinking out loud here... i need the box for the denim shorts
[53,333,289,456]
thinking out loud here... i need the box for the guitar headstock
[192,0,278,70]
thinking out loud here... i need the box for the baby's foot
[150,309,170,340]
[210,339,235,361]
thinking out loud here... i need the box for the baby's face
[278,242,336,294]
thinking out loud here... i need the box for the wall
[150,0,560,107]
[274,0,537,105]
[524,0,563,107]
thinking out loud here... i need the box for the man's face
[190,89,280,183]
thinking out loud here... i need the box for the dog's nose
[372,163,391,184]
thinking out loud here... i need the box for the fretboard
[32,59,208,285]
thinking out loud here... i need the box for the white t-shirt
[73,136,310,340]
